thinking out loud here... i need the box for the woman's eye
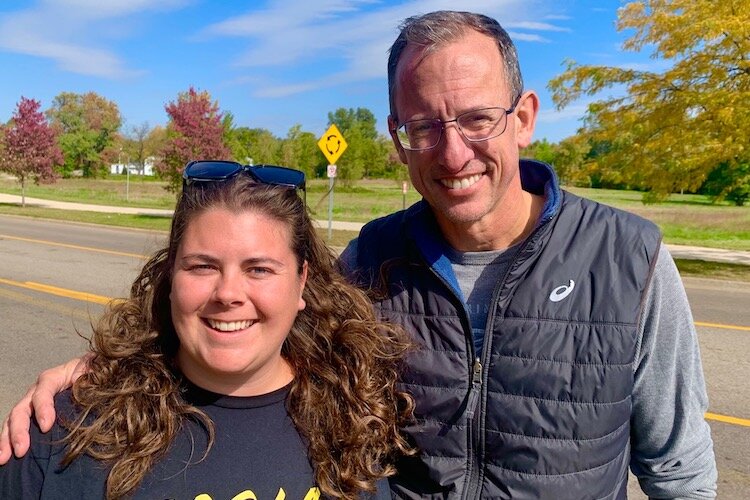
[248,267,272,276]
[188,264,216,272]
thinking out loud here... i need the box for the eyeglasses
[393,95,522,151]
[182,160,306,201]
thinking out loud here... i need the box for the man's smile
[439,173,483,190]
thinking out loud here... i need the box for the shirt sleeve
[0,418,49,499]
[630,244,718,498]
[337,237,359,279]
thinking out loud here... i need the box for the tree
[156,87,231,193]
[327,107,389,185]
[701,161,750,206]
[0,97,63,206]
[46,92,121,178]
[280,124,324,179]
[521,138,593,186]
[121,122,153,175]
[227,127,282,166]
[549,0,750,202]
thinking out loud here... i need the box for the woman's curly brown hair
[62,174,414,499]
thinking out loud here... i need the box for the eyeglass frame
[392,94,523,151]
[182,160,306,204]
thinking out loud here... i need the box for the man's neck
[439,191,545,252]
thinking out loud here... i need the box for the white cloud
[200,0,566,98]
[0,0,187,78]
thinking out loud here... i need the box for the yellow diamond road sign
[318,124,348,165]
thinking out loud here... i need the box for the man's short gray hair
[387,10,524,123]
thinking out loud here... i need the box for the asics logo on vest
[549,280,575,302]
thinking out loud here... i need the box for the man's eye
[407,121,436,135]
[462,112,494,126]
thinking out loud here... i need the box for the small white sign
[327,164,337,178]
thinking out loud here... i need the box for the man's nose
[437,123,474,173]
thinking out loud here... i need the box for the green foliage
[228,127,282,166]
[549,0,750,203]
[280,124,324,179]
[327,107,391,186]
[522,137,593,186]
[701,161,750,206]
[46,92,121,178]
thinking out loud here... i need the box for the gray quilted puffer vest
[353,180,661,499]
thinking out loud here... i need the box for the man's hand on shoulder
[0,355,89,465]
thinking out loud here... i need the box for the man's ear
[513,91,540,149]
[388,115,408,164]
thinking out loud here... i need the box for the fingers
[0,385,35,464]
[0,415,12,464]
[31,355,88,433]
[0,355,90,464]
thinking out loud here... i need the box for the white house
[110,156,155,176]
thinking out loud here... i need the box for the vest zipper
[461,357,483,500]
[465,358,482,418]
[423,264,484,499]
[462,228,545,499]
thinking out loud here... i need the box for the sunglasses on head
[182,161,306,201]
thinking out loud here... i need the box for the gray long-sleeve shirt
[630,244,717,498]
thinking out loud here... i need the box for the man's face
[389,30,536,246]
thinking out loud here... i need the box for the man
[1,10,717,499]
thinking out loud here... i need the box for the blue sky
[0,0,656,143]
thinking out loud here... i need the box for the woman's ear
[298,261,308,311]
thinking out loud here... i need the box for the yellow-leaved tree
[549,0,750,204]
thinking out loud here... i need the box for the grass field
[1,175,748,253]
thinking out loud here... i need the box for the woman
[0,161,413,499]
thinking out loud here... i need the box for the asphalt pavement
[1,193,749,265]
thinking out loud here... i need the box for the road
[1,215,748,497]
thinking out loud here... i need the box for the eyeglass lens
[397,106,512,150]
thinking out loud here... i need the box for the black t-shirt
[0,383,319,499]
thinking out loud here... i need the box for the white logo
[549,280,575,303]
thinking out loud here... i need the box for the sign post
[317,124,348,240]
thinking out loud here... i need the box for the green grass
[0,204,358,250]
[1,176,748,250]
[674,259,750,282]
[0,202,746,281]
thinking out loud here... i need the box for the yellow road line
[0,278,113,305]
[705,412,750,427]
[0,234,147,259]
[695,321,750,332]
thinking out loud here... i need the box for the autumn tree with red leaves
[0,97,63,206]
[157,87,231,192]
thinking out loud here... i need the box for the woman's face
[170,207,307,396]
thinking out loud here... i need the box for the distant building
[110,156,155,176]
